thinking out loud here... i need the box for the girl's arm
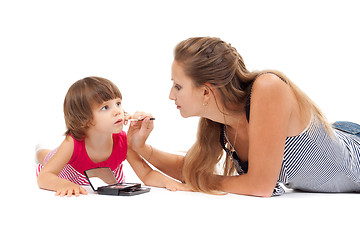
[126,146,190,191]
[37,135,87,197]
[219,74,294,197]
[127,114,184,181]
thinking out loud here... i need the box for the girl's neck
[86,127,113,144]
[84,132,114,163]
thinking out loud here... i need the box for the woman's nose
[169,89,175,100]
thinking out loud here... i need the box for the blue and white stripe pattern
[273,117,360,196]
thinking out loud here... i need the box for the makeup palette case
[84,167,150,196]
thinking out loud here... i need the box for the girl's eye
[116,102,122,107]
[101,105,109,111]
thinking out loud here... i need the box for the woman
[128,37,360,197]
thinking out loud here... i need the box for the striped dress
[276,117,360,195]
[223,117,360,196]
[36,132,127,185]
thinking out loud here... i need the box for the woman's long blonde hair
[175,37,330,194]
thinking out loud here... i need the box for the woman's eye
[101,105,109,111]
[174,84,182,90]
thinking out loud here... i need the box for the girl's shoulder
[113,131,127,147]
[62,134,75,148]
[113,131,127,140]
[64,134,76,155]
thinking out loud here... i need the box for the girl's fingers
[66,189,73,197]
[79,187,88,195]
[74,188,80,197]
[54,186,87,197]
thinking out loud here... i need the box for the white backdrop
[1,0,359,239]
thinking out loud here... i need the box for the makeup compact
[84,167,150,196]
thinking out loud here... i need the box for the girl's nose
[114,109,122,116]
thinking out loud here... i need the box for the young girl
[36,76,189,197]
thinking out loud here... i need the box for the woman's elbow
[250,184,275,197]
[253,190,273,198]
[228,187,273,197]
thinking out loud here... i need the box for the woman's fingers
[139,117,154,136]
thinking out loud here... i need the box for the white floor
[1,159,358,240]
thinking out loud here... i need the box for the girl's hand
[127,111,154,151]
[55,182,88,197]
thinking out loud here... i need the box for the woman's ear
[202,84,212,107]
[203,83,212,96]
[203,88,209,96]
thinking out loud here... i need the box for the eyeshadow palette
[84,167,150,196]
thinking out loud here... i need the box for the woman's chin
[179,111,196,119]
[179,110,188,118]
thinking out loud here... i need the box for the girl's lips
[115,119,123,125]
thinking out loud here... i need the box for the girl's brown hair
[175,37,330,194]
[63,76,122,141]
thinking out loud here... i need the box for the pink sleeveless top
[36,132,127,185]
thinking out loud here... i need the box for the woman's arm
[126,147,190,191]
[135,144,184,181]
[220,74,294,197]
[127,114,184,181]
[37,135,87,197]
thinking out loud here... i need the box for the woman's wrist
[139,144,153,161]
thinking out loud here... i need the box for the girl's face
[169,61,205,118]
[90,98,125,134]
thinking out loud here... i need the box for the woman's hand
[127,111,154,152]
[165,181,193,192]
[55,181,88,197]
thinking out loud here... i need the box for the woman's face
[169,60,205,118]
